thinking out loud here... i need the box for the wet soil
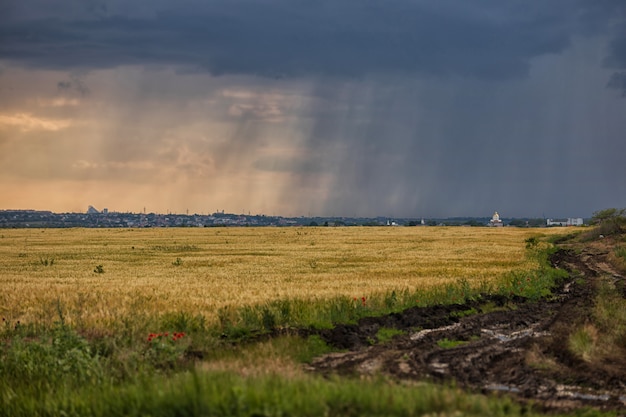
[306,238,626,413]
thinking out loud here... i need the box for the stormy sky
[1,0,625,218]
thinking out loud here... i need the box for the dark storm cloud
[605,22,626,94]
[0,0,613,80]
[585,0,626,94]
[281,59,626,218]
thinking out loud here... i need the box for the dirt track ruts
[306,243,626,413]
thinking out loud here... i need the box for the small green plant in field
[525,236,539,249]
[458,278,473,301]
[39,257,54,266]
[93,264,104,274]
[327,298,357,325]
[217,305,236,330]
[172,257,183,266]
[376,327,405,343]
[384,290,398,309]
[261,307,276,331]
[275,299,292,324]
[240,305,260,329]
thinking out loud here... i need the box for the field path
[307,242,626,413]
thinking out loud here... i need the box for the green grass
[375,327,406,344]
[0,323,545,417]
[567,271,626,365]
[568,325,597,362]
[437,338,470,349]
[0,369,539,417]
[591,279,626,352]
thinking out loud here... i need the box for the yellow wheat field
[0,226,567,329]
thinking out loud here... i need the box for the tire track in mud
[306,247,626,413]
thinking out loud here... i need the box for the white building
[488,211,503,227]
[546,218,583,227]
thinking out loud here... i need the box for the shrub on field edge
[0,323,104,388]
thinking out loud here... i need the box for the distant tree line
[508,218,547,228]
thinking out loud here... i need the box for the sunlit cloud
[37,98,82,107]
[0,112,72,131]
[71,159,157,174]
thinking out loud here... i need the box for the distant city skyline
[0,201,607,220]
[0,207,586,230]
[1,1,625,218]
[0,206,592,223]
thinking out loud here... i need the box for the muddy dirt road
[307,240,626,413]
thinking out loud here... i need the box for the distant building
[87,205,100,214]
[546,218,583,227]
[488,211,503,227]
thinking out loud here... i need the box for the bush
[590,208,626,237]
[0,324,104,389]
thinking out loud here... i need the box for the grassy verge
[613,245,626,272]
[1,369,538,417]
[568,278,626,363]
[559,231,626,365]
